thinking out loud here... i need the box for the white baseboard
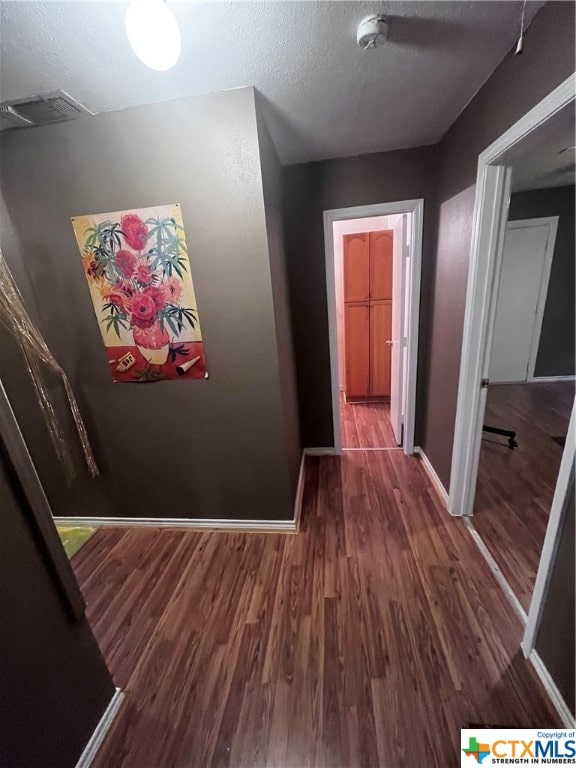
[413,447,449,508]
[55,454,310,534]
[75,687,124,768]
[529,375,576,383]
[53,516,297,532]
[464,518,527,624]
[304,447,340,456]
[528,650,576,727]
[293,452,306,532]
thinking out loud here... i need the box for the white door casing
[323,199,423,455]
[449,75,574,517]
[390,214,407,444]
[489,217,558,383]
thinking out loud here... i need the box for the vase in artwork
[133,322,170,366]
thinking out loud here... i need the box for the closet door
[345,302,370,397]
[343,233,370,302]
[370,300,392,396]
[369,230,393,300]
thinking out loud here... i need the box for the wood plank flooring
[340,392,397,448]
[73,450,560,768]
[474,381,574,611]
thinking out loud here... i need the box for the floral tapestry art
[72,204,207,382]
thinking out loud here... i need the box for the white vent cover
[0,105,33,131]
[0,91,95,131]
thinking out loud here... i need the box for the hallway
[73,450,560,768]
[340,393,398,449]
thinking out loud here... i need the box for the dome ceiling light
[125,0,181,71]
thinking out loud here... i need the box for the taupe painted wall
[0,440,115,767]
[0,87,296,520]
[508,185,575,377]
[282,146,438,446]
[419,2,575,487]
[535,480,575,716]
[255,98,302,492]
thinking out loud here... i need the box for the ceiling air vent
[0,91,95,131]
[0,105,33,131]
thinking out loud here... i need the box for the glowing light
[125,0,181,72]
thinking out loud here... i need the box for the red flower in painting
[135,261,153,285]
[104,288,128,312]
[129,292,157,329]
[161,276,182,305]
[115,249,137,278]
[121,214,148,251]
[117,279,135,298]
[145,286,167,311]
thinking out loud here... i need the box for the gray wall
[419,1,575,487]
[508,184,575,377]
[255,98,302,492]
[536,480,575,716]
[0,87,296,521]
[282,146,438,446]
[0,440,115,767]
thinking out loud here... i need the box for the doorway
[450,75,574,643]
[323,200,423,454]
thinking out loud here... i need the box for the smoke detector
[0,91,95,131]
[357,14,388,50]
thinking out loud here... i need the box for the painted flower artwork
[72,204,207,382]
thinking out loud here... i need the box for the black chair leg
[483,425,518,449]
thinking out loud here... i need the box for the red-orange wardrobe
[343,230,393,399]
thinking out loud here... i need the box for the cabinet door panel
[370,300,392,396]
[343,233,370,302]
[345,302,370,397]
[369,231,393,300]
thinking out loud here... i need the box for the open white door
[489,217,557,383]
[390,215,407,445]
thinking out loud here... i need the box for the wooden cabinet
[369,300,392,396]
[343,233,370,302]
[343,231,393,398]
[369,231,393,300]
[344,302,370,398]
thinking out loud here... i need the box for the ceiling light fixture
[125,0,181,71]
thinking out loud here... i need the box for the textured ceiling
[0,1,543,164]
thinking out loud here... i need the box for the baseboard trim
[529,375,576,383]
[464,518,527,624]
[528,650,576,727]
[53,516,297,532]
[304,447,340,456]
[55,456,310,535]
[75,687,124,768]
[293,452,306,532]
[413,447,449,508]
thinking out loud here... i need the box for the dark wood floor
[340,392,397,448]
[73,450,560,768]
[474,381,574,612]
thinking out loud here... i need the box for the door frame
[449,74,574,517]
[323,199,423,454]
[0,378,86,621]
[522,396,575,656]
[491,216,558,383]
